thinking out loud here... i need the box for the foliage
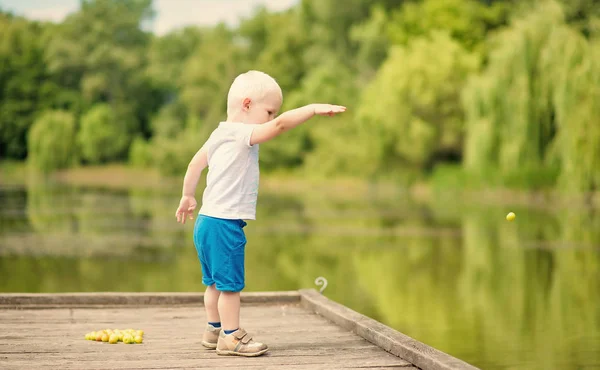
[78,104,130,164]
[128,136,154,168]
[462,1,600,191]
[0,0,598,192]
[358,31,479,173]
[350,5,392,77]
[152,130,204,176]
[28,110,77,173]
[387,0,514,51]
[45,0,158,137]
[0,14,59,159]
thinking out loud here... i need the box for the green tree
[150,101,187,139]
[387,0,513,52]
[152,129,204,176]
[357,31,479,174]
[462,1,600,191]
[283,58,361,175]
[78,104,130,164]
[0,13,60,159]
[299,0,401,65]
[178,25,246,136]
[240,8,309,93]
[146,27,202,93]
[27,110,77,173]
[555,0,600,37]
[45,0,158,139]
[550,36,600,191]
[128,136,153,168]
[350,5,392,78]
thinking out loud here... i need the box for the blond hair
[227,71,282,116]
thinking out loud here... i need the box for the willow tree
[462,1,599,192]
[28,110,77,173]
[550,36,600,192]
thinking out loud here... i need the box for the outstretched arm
[250,104,346,145]
[175,148,208,224]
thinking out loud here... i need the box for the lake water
[0,180,599,369]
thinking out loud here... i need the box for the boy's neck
[226,111,246,123]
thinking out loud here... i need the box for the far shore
[1,161,598,210]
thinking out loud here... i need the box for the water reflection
[0,180,599,369]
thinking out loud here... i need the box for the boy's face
[244,92,282,124]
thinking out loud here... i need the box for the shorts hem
[215,283,245,293]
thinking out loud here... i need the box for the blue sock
[208,322,221,328]
[224,328,238,335]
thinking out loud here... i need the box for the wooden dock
[0,290,479,370]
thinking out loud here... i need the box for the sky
[0,0,299,35]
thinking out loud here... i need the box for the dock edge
[0,291,300,308]
[299,289,480,370]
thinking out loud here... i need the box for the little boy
[175,70,346,357]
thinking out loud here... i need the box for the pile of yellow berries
[85,329,144,344]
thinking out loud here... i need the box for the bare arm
[182,147,208,196]
[175,147,208,224]
[250,104,346,145]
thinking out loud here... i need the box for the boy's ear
[242,98,252,111]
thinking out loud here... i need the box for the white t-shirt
[199,122,260,220]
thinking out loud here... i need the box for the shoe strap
[232,328,247,340]
[232,328,253,344]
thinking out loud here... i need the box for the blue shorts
[193,214,247,292]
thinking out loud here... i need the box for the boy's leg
[213,219,267,356]
[218,291,240,331]
[215,219,245,332]
[201,284,222,349]
[205,284,221,323]
[195,217,222,349]
[216,290,267,357]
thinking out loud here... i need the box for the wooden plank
[0,301,413,369]
[300,289,479,370]
[1,360,413,370]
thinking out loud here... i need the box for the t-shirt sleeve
[200,131,218,159]
[235,124,259,148]
[200,136,213,153]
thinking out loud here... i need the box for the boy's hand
[175,195,197,224]
[313,104,347,117]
